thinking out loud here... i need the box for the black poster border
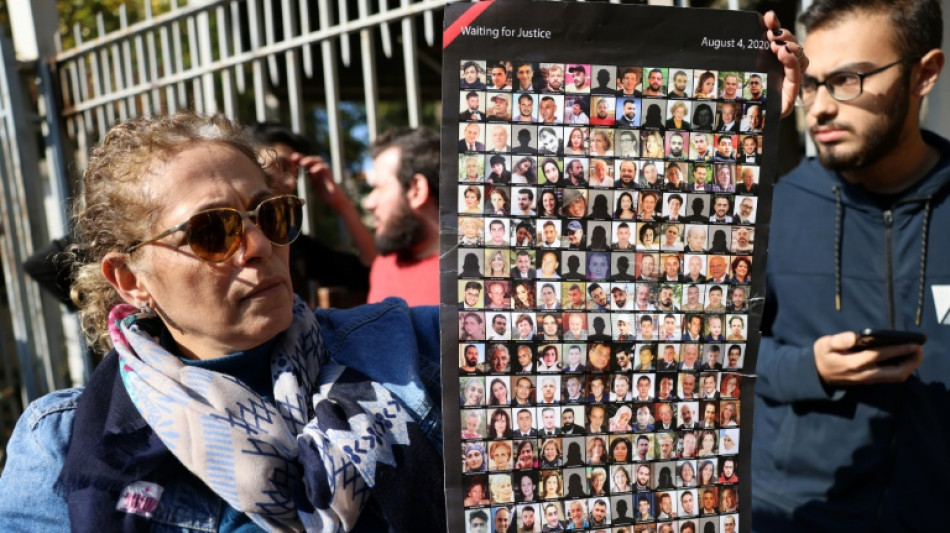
[440,2,783,531]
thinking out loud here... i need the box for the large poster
[440,2,781,532]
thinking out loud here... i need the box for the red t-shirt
[367,253,440,306]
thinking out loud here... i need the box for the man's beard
[375,199,424,257]
[815,80,909,171]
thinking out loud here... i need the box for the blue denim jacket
[0,299,441,532]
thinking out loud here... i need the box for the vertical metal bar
[0,37,57,399]
[187,12,204,113]
[246,0,268,122]
[159,15,177,113]
[423,10,434,47]
[318,0,344,187]
[337,0,351,66]
[358,0,379,141]
[88,19,107,138]
[171,0,188,107]
[231,0,246,95]
[262,0,279,86]
[217,4,236,118]
[282,0,304,132]
[143,1,162,113]
[119,5,136,118]
[378,0,393,58]
[196,5,217,113]
[95,14,117,127]
[298,0,314,78]
[400,0,421,127]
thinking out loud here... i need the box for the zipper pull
[883,210,893,227]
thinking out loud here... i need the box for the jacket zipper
[883,209,895,328]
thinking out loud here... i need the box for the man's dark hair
[465,281,482,291]
[519,188,535,201]
[469,509,489,523]
[370,127,440,196]
[800,0,942,61]
[250,121,314,153]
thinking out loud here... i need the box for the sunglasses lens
[258,196,303,245]
[188,209,243,262]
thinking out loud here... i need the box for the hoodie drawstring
[916,199,932,326]
[834,184,932,326]
[833,186,843,312]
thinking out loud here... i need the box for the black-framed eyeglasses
[799,58,917,107]
[125,195,304,263]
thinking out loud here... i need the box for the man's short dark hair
[519,93,534,104]
[250,121,314,153]
[800,0,942,61]
[469,510,489,523]
[640,315,653,324]
[490,154,506,166]
[370,127,440,196]
[588,282,602,295]
[465,281,482,291]
[669,193,683,205]
[519,188,535,201]
[466,91,479,100]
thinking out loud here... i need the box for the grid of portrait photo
[454,60,761,533]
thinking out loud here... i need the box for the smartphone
[852,328,927,350]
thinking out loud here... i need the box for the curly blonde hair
[69,113,264,353]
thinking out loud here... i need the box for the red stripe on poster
[443,1,495,49]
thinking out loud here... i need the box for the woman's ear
[101,251,151,307]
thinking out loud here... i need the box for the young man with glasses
[752,1,947,531]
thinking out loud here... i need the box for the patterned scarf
[109,297,425,532]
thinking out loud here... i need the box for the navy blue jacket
[752,131,950,532]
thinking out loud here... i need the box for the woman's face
[613,441,629,462]
[620,194,633,211]
[701,463,714,481]
[617,410,632,426]
[491,192,505,211]
[518,160,532,173]
[591,134,606,154]
[570,129,584,148]
[723,403,734,420]
[722,433,736,450]
[641,228,655,245]
[126,143,294,359]
[674,105,686,120]
[543,442,558,461]
[592,475,604,491]
[643,165,658,183]
[614,469,629,487]
[492,381,508,402]
[590,439,605,459]
[464,190,477,208]
[466,415,478,431]
[497,478,513,501]
[466,448,484,469]
[641,194,656,213]
[735,260,749,278]
[489,253,504,274]
[494,413,508,433]
[541,192,556,214]
[520,476,535,498]
[701,433,715,451]
[468,483,485,501]
[463,220,479,239]
[681,463,694,482]
[545,475,559,496]
[516,284,529,304]
[637,407,650,425]
[702,76,714,93]
[544,163,560,183]
[466,381,484,405]
[465,159,479,178]
[493,445,511,468]
[646,135,659,153]
[568,197,587,217]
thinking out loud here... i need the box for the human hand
[292,153,348,211]
[763,10,808,118]
[813,331,923,386]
